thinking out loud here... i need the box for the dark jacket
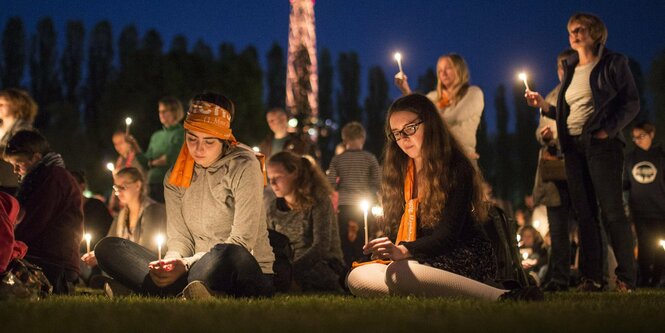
[14,154,83,273]
[541,48,640,153]
[623,144,665,220]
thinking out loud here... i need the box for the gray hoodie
[163,145,274,274]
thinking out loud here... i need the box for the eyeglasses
[388,120,424,142]
[113,181,137,193]
[632,133,649,142]
[569,26,587,36]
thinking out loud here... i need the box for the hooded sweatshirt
[164,145,274,273]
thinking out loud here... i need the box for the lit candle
[660,239,665,250]
[156,234,165,260]
[252,146,260,153]
[125,117,133,135]
[84,233,92,254]
[106,162,115,173]
[518,72,530,91]
[371,205,383,218]
[360,200,370,245]
[522,252,529,260]
[394,52,403,73]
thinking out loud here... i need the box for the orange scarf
[168,100,237,188]
[351,159,418,268]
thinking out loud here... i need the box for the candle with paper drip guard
[394,52,404,73]
[84,233,92,254]
[155,234,165,260]
[518,72,530,91]
[360,200,370,245]
[125,117,133,135]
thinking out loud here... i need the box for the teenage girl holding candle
[95,92,275,298]
[265,151,345,292]
[346,94,541,300]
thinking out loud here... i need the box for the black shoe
[499,286,544,301]
[542,281,568,292]
[575,279,604,292]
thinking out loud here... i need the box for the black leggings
[95,237,274,297]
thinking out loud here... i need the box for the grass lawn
[1,290,664,332]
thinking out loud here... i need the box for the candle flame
[106,162,115,172]
[518,72,527,81]
[252,146,260,153]
[360,200,370,212]
[155,234,165,246]
[394,52,402,62]
[84,233,92,242]
[125,117,133,126]
[660,239,665,250]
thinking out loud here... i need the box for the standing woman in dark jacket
[347,94,541,300]
[525,13,639,292]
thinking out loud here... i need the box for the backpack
[483,205,531,288]
[0,258,53,301]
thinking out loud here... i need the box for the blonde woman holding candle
[265,151,345,292]
[82,167,165,269]
[95,92,275,298]
[394,54,484,163]
[347,94,541,300]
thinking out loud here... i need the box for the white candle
[518,72,530,91]
[125,117,133,135]
[84,233,92,254]
[156,234,165,260]
[106,162,115,173]
[394,52,403,73]
[360,200,370,245]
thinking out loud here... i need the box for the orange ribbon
[352,159,418,268]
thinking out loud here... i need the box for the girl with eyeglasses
[346,94,542,300]
[81,167,165,270]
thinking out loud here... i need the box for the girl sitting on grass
[266,151,345,292]
[347,94,542,300]
[95,92,275,298]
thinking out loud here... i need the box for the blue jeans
[95,237,274,297]
[565,136,636,288]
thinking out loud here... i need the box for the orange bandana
[168,101,238,188]
[352,159,418,268]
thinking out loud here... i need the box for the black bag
[482,205,531,288]
[0,258,53,300]
[267,229,293,293]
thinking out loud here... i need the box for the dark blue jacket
[542,47,640,153]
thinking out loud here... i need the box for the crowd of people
[1,13,663,301]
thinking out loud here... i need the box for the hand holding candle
[155,234,165,260]
[125,117,133,135]
[518,72,530,91]
[394,52,403,74]
[84,233,92,254]
[360,200,370,245]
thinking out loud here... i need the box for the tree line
[1,16,663,208]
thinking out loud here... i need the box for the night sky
[3,0,664,132]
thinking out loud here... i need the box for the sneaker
[575,279,604,292]
[182,280,213,300]
[499,286,544,301]
[542,281,569,292]
[103,280,133,298]
[615,279,634,293]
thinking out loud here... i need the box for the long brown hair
[268,151,332,211]
[382,94,487,233]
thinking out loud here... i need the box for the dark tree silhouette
[29,17,61,128]
[266,42,286,109]
[336,52,361,125]
[364,66,389,158]
[1,17,26,89]
[61,20,85,104]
